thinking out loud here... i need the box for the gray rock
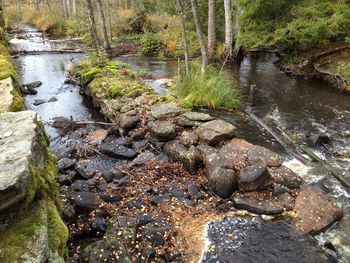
[119,113,140,129]
[197,119,236,146]
[182,111,214,121]
[179,130,199,147]
[33,99,46,106]
[48,96,58,102]
[268,166,303,189]
[25,81,42,89]
[148,120,177,142]
[209,167,237,198]
[232,196,284,215]
[71,192,101,211]
[150,102,186,119]
[175,115,202,127]
[101,143,137,159]
[247,145,284,167]
[219,139,254,170]
[57,158,76,171]
[238,164,268,191]
[309,133,330,146]
[132,140,148,152]
[131,150,156,166]
[164,141,202,172]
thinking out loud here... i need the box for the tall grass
[172,61,240,109]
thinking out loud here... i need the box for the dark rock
[146,229,165,247]
[101,170,114,183]
[75,164,96,179]
[72,180,91,192]
[113,216,138,250]
[187,183,200,198]
[164,141,202,172]
[91,216,107,233]
[219,139,254,170]
[179,130,199,147]
[309,133,330,146]
[144,248,156,260]
[155,153,169,162]
[293,186,343,234]
[277,192,295,208]
[247,145,284,167]
[132,140,148,152]
[202,216,337,263]
[272,184,289,196]
[85,129,108,145]
[20,85,29,95]
[268,166,303,189]
[182,111,214,121]
[25,80,42,89]
[150,102,185,119]
[128,198,144,209]
[129,128,146,140]
[232,196,284,215]
[71,192,101,211]
[33,99,46,106]
[151,194,170,206]
[197,120,236,146]
[27,86,37,95]
[175,116,202,127]
[169,187,185,199]
[57,158,76,171]
[177,197,195,207]
[203,152,231,172]
[58,171,76,186]
[131,150,155,166]
[48,96,58,102]
[119,113,140,129]
[100,194,122,203]
[148,120,177,141]
[101,143,137,159]
[238,164,268,191]
[137,213,154,225]
[209,167,237,199]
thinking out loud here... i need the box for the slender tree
[224,0,233,58]
[85,0,101,50]
[208,0,217,56]
[0,0,4,27]
[96,0,111,50]
[176,0,190,76]
[190,0,208,74]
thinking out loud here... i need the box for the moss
[108,83,124,98]
[8,90,25,112]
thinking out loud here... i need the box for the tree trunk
[124,0,128,9]
[0,0,4,27]
[96,0,111,50]
[224,0,233,59]
[208,0,217,56]
[85,0,101,50]
[176,0,190,76]
[62,0,68,20]
[72,0,77,17]
[190,0,208,74]
[66,0,71,18]
[106,0,113,40]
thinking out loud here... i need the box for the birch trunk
[176,0,190,76]
[224,0,233,58]
[208,0,217,56]
[96,0,111,50]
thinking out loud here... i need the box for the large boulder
[293,186,343,234]
[247,145,284,167]
[148,120,177,142]
[119,112,140,130]
[197,119,236,146]
[238,164,268,191]
[150,102,185,119]
[219,139,254,170]
[268,166,303,189]
[232,196,284,215]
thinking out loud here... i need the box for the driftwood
[11,49,87,57]
[52,117,114,135]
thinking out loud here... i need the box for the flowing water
[10,25,350,262]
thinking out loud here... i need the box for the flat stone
[247,145,284,167]
[209,167,237,199]
[85,129,108,145]
[219,139,254,170]
[0,77,14,113]
[293,186,343,234]
[119,113,140,129]
[150,102,185,119]
[232,196,284,215]
[101,143,137,159]
[148,120,177,141]
[175,115,202,127]
[182,112,214,121]
[179,130,199,147]
[25,80,42,89]
[197,119,236,146]
[268,166,303,189]
[131,150,156,166]
[71,192,101,211]
[151,194,170,206]
[0,111,46,211]
[238,164,268,191]
[48,96,58,102]
[33,99,46,106]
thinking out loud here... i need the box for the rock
[197,119,236,146]
[27,86,38,95]
[119,113,140,130]
[131,150,156,166]
[57,158,76,171]
[33,99,46,106]
[75,164,96,179]
[238,164,268,191]
[268,166,303,189]
[129,128,146,140]
[137,213,154,225]
[219,139,254,170]
[148,120,177,141]
[272,184,289,196]
[58,171,76,186]
[175,115,202,127]
[277,192,295,208]
[48,96,58,102]
[20,85,30,95]
[232,196,284,215]
[132,140,148,151]
[187,182,200,198]
[25,81,42,89]
[179,130,199,147]
[164,141,202,172]
[71,192,101,211]
[151,194,170,206]
[203,152,231,172]
[101,143,137,159]
[209,167,237,199]
[100,194,122,203]
[247,145,284,167]
[128,198,144,209]
[309,133,330,146]
[91,216,107,233]
[293,186,343,234]
[85,129,108,145]
[202,216,337,263]
[72,180,91,192]
[0,77,15,112]
[150,102,185,119]
[182,111,214,121]
[146,229,165,247]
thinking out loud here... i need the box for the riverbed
[10,24,350,262]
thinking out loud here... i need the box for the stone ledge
[0,77,14,113]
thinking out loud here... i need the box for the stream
[10,24,350,262]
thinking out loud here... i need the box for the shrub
[172,61,241,109]
[140,32,164,55]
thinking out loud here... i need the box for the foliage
[172,61,240,109]
[140,32,164,55]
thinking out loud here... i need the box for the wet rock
[309,133,330,146]
[132,140,148,152]
[164,141,202,172]
[238,164,268,191]
[182,111,214,122]
[151,194,170,206]
[150,102,185,119]
[209,167,237,199]
[57,158,76,171]
[272,184,289,196]
[202,216,337,263]
[293,186,343,234]
[100,194,122,203]
[101,142,137,159]
[179,130,199,147]
[146,229,165,247]
[58,171,76,186]
[219,139,254,170]
[148,120,177,141]
[20,85,30,95]
[232,196,284,215]
[85,129,108,145]
[71,192,101,211]
[25,80,42,89]
[131,150,156,166]
[155,153,169,163]
[33,99,46,106]
[247,145,284,167]
[72,180,91,192]
[119,113,140,130]
[197,119,236,146]
[48,96,58,102]
[268,166,303,189]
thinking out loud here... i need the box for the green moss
[108,83,124,98]
[8,90,25,112]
